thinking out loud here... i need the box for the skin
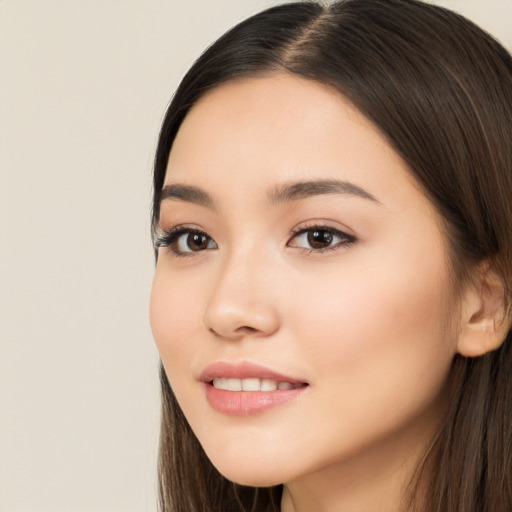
[150,74,466,511]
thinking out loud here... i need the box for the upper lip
[199,361,307,385]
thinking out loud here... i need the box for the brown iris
[307,229,333,249]
[187,232,210,251]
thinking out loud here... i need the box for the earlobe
[457,265,509,358]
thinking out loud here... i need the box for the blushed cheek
[150,278,186,363]
[287,268,455,449]
[287,261,454,378]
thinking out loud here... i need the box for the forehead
[164,74,427,213]
[170,74,377,158]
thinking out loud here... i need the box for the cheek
[286,248,457,425]
[149,268,201,381]
[289,259,451,351]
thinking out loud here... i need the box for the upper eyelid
[157,222,353,235]
[154,225,210,246]
[155,222,356,248]
[287,223,357,250]
[289,222,354,238]
[154,226,217,256]
[155,224,207,238]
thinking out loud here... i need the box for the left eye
[175,231,215,253]
[289,227,354,251]
[155,228,217,256]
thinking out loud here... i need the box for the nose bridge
[203,238,279,338]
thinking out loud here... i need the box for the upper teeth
[212,378,296,391]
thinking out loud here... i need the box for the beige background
[1,1,510,511]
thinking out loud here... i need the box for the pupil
[188,233,208,250]
[308,230,333,249]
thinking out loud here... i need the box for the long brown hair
[151,1,512,510]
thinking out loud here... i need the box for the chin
[205,450,291,487]
[217,466,285,488]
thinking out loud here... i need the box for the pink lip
[200,361,308,417]
[199,361,305,384]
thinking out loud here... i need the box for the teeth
[214,377,228,389]
[227,378,242,391]
[241,378,260,391]
[260,379,278,391]
[212,377,298,392]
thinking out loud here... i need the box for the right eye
[155,227,217,256]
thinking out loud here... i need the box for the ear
[457,264,509,357]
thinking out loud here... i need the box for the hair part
[152,1,512,510]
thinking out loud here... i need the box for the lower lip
[204,384,307,416]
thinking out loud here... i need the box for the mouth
[211,377,305,392]
[200,360,308,388]
[200,362,309,416]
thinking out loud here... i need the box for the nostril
[204,302,280,339]
[236,326,258,334]
[208,325,259,338]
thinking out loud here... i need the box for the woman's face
[150,75,460,489]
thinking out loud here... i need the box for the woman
[149,1,512,511]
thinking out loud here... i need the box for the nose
[203,249,280,340]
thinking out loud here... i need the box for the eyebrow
[268,179,380,204]
[160,184,215,209]
[159,179,379,210]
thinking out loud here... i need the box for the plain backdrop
[1,1,510,511]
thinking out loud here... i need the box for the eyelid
[287,222,356,252]
[154,224,217,256]
[154,221,355,256]
[288,220,355,239]
[154,223,205,244]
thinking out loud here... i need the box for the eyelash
[288,223,356,254]
[155,224,356,257]
[155,226,216,257]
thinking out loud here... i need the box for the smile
[200,362,309,415]
[211,377,302,391]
